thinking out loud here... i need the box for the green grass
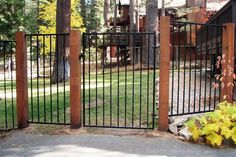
[0,67,158,129]
[83,68,157,128]
[0,79,17,129]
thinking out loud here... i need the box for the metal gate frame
[82,32,157,129]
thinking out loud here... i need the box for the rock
[169,117,175,124]
[169,124,178,135]
[179,127,192,141]
[171,116,189,127]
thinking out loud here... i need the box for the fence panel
[82,32,157,129]
[0,40,17,130]
[26,34,70,125]
[169,21,224,116]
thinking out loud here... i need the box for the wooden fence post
[221,23,235,102]
[16,31,29,128]
[158,16,170,131]
[70,30,81,128]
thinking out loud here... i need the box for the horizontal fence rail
[82,32,157,129]
[169,21,224,116]
[0,40,17,130]
[25,34,70,125]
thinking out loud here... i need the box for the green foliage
[186,101,236,147]
[39,0,85,34]
[38,0,85,55]
[80,0,104,32]
[0,0,38,39]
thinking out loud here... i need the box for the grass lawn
[83,67,157,128]
[0,67,158,129]
[0,79,17,129]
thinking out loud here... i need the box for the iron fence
[25,34,70,125]
[82,32,157,129]
[0,40,16,130]
[169,21,224,116]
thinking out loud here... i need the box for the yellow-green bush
[186,101,236,147]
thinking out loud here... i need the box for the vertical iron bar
[146,34,150,127]
[82,33,86,126]
[171,23,175,115]
[183,23,187,114]
[10,41,15,128]
[63,35,66,123]
[3,42,8,128]
[117,34,120,127]
[95,33,98,126]
[132,33,135,127]
[36,35,40,122]
[88,34,91,125]
[56,35,59,123]
[188,23,192,113]
[199,27,203,112]
[49,35,53,123]
[43,35,46,122]
[152,32,157,129]
[109,33,113,126]
[209,26,213,111]
[139,34,142,127]
[124,40,127,127]
[30,36,34,122]
[177,23,181,114]
[213,26,218,109]
[102,34,105,126]
[193,24,197,113]
[204,26,208,111]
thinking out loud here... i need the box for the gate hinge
[79,53,85,60]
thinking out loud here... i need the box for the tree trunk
[129,0,138,64]
[104,0,110,27]
[144,0,159,67]
[51,0,71,84]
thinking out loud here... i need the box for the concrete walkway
[0,131,235,157]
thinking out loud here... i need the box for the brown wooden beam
[221,23,235,102]
[70,30,81,128]
[16,31,29,129]
[158,16,170,131]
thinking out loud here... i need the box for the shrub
[186,101,236,147]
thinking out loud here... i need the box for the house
[195,0,236,74]
[106,0,228,61]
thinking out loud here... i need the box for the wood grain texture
[70,30,81,128]
[16,32,29,128]
[221,23,235,102]
[158,16,170,131]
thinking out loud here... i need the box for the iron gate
[169,21,224,116]
[82,32,157,129]
[26,34,70,125]
[0,40,16,131]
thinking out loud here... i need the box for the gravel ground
[169,70,219,115]
[157,68,220,115]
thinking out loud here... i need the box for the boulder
[179,127,192,141]
[169,124,178,135]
